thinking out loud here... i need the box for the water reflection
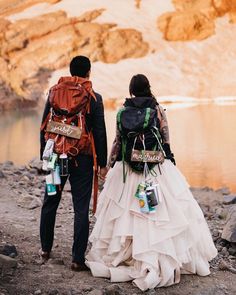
[167,104,236,192]
[0,103,235,192]
[0,110,42,164]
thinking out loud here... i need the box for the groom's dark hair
[70,56,91,78]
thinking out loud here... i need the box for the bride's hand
[99,167,108,181]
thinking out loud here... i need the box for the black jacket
[40,92,107,168]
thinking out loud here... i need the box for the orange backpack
[41,76,97,157]
[41,76,98,213]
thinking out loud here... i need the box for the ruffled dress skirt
[86,161,217,291]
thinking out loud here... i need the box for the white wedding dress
[86,160,217,291]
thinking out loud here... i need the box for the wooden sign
[131,149,164,163]
[46,121,82,139]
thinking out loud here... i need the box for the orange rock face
[0,9,148,111]
[99,29,149,63]
[158,0,236,41]
[158,11,215,41]
[0,0,61,17]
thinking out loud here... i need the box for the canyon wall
[0,4,148,110]
[158,0,236,41]
[1,0,236,111]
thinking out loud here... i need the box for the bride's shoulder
[155,104,166,118]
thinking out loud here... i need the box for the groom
[39,56,107,271]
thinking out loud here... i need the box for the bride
[86,74,217,291]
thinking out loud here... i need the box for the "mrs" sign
[131,149,165,164]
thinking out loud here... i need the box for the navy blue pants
[40,155,93,263]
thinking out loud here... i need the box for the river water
[0,102,235,192]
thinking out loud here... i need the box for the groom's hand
[99,167,108,180]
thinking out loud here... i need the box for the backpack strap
[117,108,127,183]
[121,138,127,183]
[152,126,165,155]
[117,107,124,132]
[40,111,51,131]
[143,107,151,129]
[90,132,98,214]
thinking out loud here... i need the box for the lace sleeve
[107,126,122,168]
[157,105,170,144]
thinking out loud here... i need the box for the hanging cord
[151,127,165,174]
[150,168,158,177]
[118,133,138,202]
[151,126,165,155]
[116,108,127,184]
[140,134,152,181]
[118,169,128,202]
[40,107,53,132]
[90,132,98,214]
[121,137,127,183]
[118,136,128,202]
[78,112,83,129]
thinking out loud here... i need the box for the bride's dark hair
[129,74,155,98]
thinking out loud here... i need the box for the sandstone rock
[0,19,11,44]
[221,246,229,256]
[0,9,148,111]
[158,0,236,41]
[17,194,42,209]
[222,205,236,242]
[28,158,42,172]
[3,161,14,167]
[76,8,105,23]
[21,175,30,182]
[216,244,223,252]
[61,271,74,279]
[87,290,103,295]
[33,188,43,197]
[197,285,229,295]
[223,194,236,205]
[0,254,17,269]
[0,170,5,178]
[172,0,213,12]
[218,258,236,274]
[158,11,215,41]
[3,170,14,176]
[0,244,18,257]
[28,216,37,222]
[104,284,125,295]
[214,207,228,220]
[48,289,59,295]
[228,247,236,256]
[229,10,236,23]
[216,187,231,195]
[99,29,148,63]
[135,0,141,9]
[2,11,71,54]
[212,229,219,237]
[0,0,61,17]
[173,0,235,18]
[48,258,64,265]
[0,80,37,111]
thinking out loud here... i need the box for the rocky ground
[0,160,236,295]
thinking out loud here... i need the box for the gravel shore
[0,160,235,295]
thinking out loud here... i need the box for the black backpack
[117,106,164,176]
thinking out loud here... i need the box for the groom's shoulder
[94,91,103,102]
[90,91,104,114]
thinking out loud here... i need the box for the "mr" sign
[46,121,82,139]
